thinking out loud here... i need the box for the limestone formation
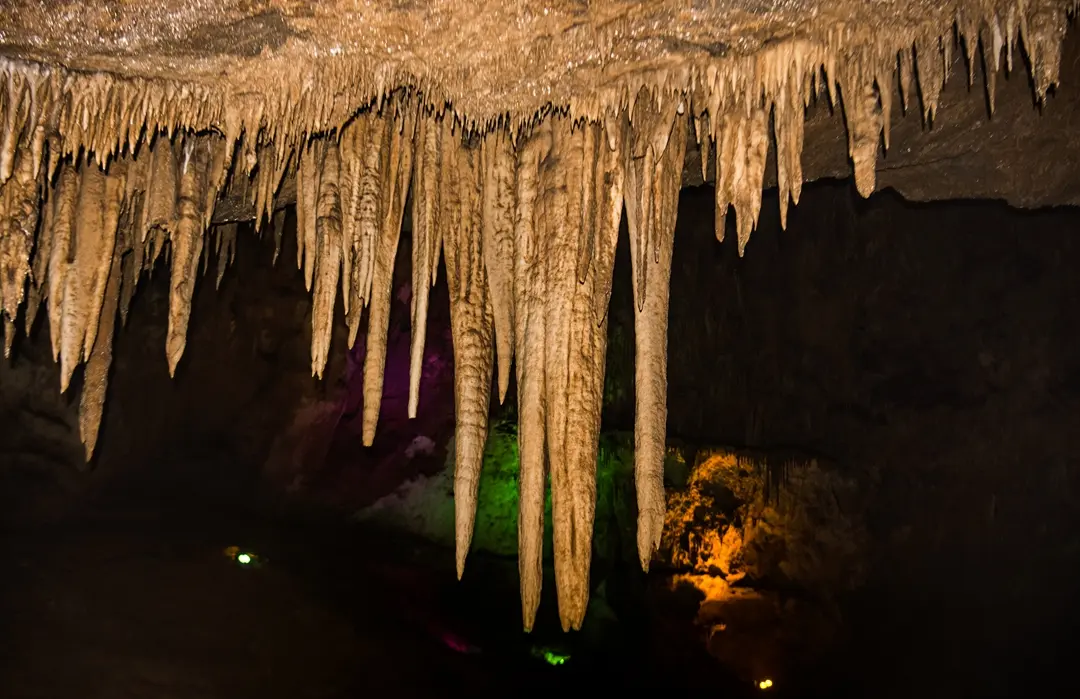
[0,0,1076,631]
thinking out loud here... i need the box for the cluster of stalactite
[0,123,234,458]
[0,4,1069,631]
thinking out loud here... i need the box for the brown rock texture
[658,447,866,688]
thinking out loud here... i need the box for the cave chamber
[2,1,1080,697]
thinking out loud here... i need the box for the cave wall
[602,181,1080,677]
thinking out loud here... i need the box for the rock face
[659,448,868,686]
[660,448,867,593]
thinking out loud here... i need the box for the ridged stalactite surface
[511,121,554,630]
[0,0,1076,630]
[441,131,497,581]
[361,103,416,446]
[625,95,687,571]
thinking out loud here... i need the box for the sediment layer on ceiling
[1,0,1075,631]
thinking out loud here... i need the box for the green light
[530,645,571,666]
[237,553,252,565]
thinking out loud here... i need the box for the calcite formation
[0,0,1074,631]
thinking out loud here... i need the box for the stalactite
[338,113,371,342]
[594,112,628,323]
[271,209,286,265]
[23,162,52,335]
[45,163,78,364]
[0,145,40,356]
[843,77,883,198]
[544,117,624,632]
[408,112,444,419]
[252,143,287,234]
[0,0,1072,633]
[539,118,592,629]
[898,47,916,116]
[166,137,221,377]
[296,139,320,292]
[354,109,389,333]
[506,114,626,632]
[362,101,416,445]
[215,223,237,290]
[915,35,945,124]
[512,120,553,631]
[118,195,145,328]
[140,134,178,240]
[441,129,496,581]
[0,69,44,188]
[625,99,686,572]
[78,222,123,460]
[480,128,517,404]
[56,162,125,392]
[774,63,805,231]
[712,107,769,256]
[309,139,341,379]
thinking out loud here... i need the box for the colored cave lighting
[223,546,260,566]
[758,679,774,690]
[530,646,570,666]
[439,631,481,654]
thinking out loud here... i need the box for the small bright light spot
[758,679,774,690]
[224,547,260,566]
[530,645,570,667]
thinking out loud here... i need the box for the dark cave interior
[2,178,1080,698]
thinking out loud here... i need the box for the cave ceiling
[1,0,1077,631]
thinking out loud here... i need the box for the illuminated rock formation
[0,0,1076,631]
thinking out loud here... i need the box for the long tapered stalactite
[624,96,686,571]
[78,225,122,460]
[508,114,627,631]
[480,129,518,405]
[408,112,445,420]
[511,120,553,630]
[361,102,416,446]
[442,129,497,580]
[0,0,1076,630]
[543,117,625,630]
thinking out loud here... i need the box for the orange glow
[758,679,774,690]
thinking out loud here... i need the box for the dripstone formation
[0,0,1073,631]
